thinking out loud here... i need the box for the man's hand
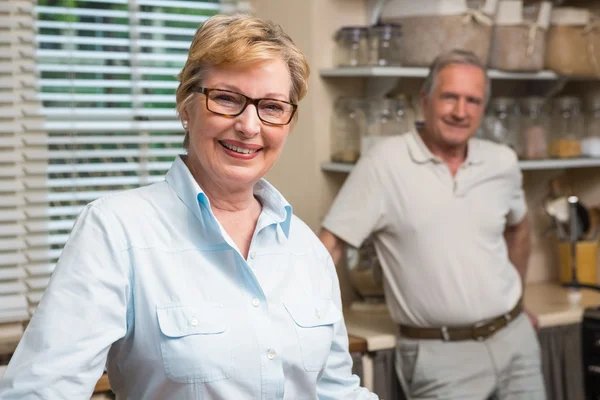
[524,308,539,332]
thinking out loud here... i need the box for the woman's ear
[181,109,190,131]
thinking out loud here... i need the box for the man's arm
[504,215,531,284]
[504,215,537,329]
[318,228,348,266]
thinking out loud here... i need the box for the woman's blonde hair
[176,14,310,148]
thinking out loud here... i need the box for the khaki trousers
[395,313,546,400]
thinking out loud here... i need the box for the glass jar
[482,97,519,151]
[334,26,368,67]
[519,97,550,160]
[330,96,366,163]
[582,96,600,157]
[368,24,402,66]
[550,97,584,158]
[362,98,406,155]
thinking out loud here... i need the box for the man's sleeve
[322,152,387,248]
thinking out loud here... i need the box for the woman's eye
[215,95,238,103]
[262,103,284,112]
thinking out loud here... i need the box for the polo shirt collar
[407,130,484,166]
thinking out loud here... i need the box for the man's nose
[452,98,467,119]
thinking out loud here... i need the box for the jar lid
[520,96,546,108]
[370,23,402,38]
[490,97,517,110]
[335,26,368,41]
[553,96,581,110]
[586,95,600,111]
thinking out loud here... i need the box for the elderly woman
[0,14,377,400]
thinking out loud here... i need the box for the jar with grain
[331,97,367,163]
[550,97,583,158]
[334,26,369,67]
[519,97,550,159]
[482,97,520,152]
[368,23,402,66]
[582,96,600,157]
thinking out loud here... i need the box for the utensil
[568,196,580,286]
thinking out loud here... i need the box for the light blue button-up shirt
[0,156,377,400]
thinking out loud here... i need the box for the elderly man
[319,49,546,399]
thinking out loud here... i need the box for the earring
[182,120,188,130]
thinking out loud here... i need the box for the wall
[252,0,366,232]
[250,1,600,305]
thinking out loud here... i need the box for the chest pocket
[284,298,342,372]
[157,303,234,383]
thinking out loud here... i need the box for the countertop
[344,281,600,351]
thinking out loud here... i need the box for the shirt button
[250,252,256,259]
[190,318,198,326]
[252,298,260,307]
[267,349,276,360]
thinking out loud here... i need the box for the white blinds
[0,0,36,348]
[24,0,219,314]
[0,0,220,352]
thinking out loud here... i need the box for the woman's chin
[220,165,265,188]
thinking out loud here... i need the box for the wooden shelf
[322,158,600,173]
[320,67,560,80]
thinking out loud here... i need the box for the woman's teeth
[220,141,259,154]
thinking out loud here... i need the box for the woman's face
[184,59,293,191]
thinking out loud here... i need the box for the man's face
[421,64,486,149]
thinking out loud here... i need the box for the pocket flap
[156,303,227,338]
[284,298,342,328]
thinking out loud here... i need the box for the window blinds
[0,0,220,351]
[0,0,36,348]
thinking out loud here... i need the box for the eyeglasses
[195,87,298,126]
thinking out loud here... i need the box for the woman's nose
[234,104,261,137]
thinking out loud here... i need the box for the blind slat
[25,161,171,174]
[26,263,55,276]
[0,267,27,281]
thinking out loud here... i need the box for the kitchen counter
[344,281,600,351]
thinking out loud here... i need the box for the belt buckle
[441,326,450,341]
[472,320,489,342]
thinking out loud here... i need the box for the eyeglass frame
[195,87,298,126]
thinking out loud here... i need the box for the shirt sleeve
[505,155,527,226]
[0,203,131,399]
[322,150,386,248]
[316,256,379,400]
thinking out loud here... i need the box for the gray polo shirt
[323,131,526,327]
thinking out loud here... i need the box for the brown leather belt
[399,300,522,342]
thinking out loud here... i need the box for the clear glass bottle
[583,95,600,157]
[368,24,402,66]
[330,96,366,163]
[519,97,550,160]
[550,97,584,158]
[362,98,406,155]
[334,26,368,67]
[482,97,519,151]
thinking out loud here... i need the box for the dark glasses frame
[195,87,298,126]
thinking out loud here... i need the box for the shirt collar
[165,155,293,239]
[407,130,483,166]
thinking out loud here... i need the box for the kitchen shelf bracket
[365,0,387,25]
[366,76,399,98]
